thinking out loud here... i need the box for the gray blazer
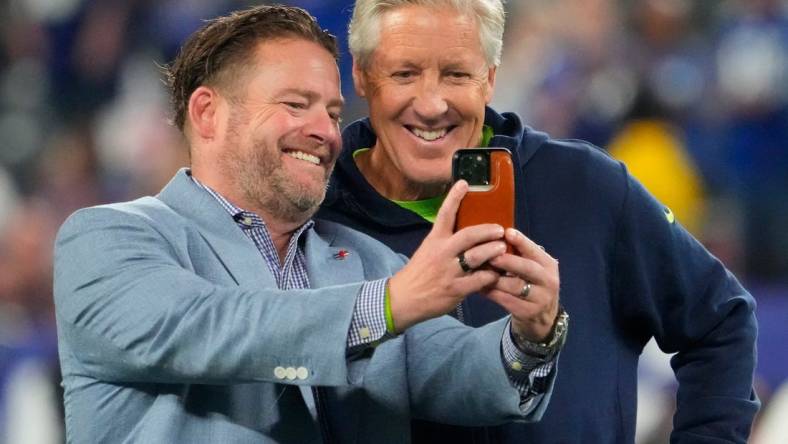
[54,169,551,443]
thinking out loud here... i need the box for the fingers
[483,287,544,319]
[483,287,557,340]
[492,275,531,298]
[456,240,507,272]
[450,224,506,257]
[456,268,500,296]
[488,254,544,285]
[487,249,560,301]
[483,288,525,314]
[432,180,468,234]
[465,229,561,342]
[505,228,557,269]
[486,275,538,304]
[489,230,560,295]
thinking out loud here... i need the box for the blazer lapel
[157,169,275,288]
[303,221,365,289]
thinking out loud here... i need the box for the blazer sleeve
[403,316,553,425]
[54,206,363,387]
[611,170,759,443]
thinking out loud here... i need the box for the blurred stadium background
[0,0,786,442]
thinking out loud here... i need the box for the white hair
[348,0,506,68]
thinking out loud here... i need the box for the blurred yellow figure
[608,119,706,235]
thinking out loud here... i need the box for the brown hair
[165,5,338,131]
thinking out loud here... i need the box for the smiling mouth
[284,150,321,165]
[406,126,454,142]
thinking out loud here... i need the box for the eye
[392,70,415,80]
[447,71,471,79]
[329,112,342,124]
[283,101,307,110]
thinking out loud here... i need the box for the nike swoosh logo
[664,206,675,224]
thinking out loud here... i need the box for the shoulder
[525,134,630,206]
[537,136,624,176]
[488,107,628,193]
[57,196,184,241]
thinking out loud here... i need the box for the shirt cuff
[347,278,390,349]
[501,319,557,408]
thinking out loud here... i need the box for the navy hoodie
[317,107,759,443]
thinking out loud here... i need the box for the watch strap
[511,306,569,359]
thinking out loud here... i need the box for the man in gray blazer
[53,5,566,443]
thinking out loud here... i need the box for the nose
[412,76,448,121]
[304,108,340,146]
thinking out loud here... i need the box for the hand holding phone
[452,148,563,345]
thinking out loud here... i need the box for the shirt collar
[188,171,315,234]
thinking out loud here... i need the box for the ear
[352,59,367,98]
[187,86,220,140]
[484,66,497,104]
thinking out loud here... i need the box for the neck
[258,215,303,264]
[355,148,449,201]
[191,167,307,263]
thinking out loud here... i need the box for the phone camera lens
[455,152,490,186]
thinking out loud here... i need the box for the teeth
[285,150,320,165]
[411,127,447,141]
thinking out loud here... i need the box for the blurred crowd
[0,0,786,442]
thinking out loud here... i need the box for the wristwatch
[513,306,569,360]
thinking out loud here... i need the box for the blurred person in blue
[713,0,788,282]
[0,200,63,443]
[52,5,564,443]
[317,0,759,442]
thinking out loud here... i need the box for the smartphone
[452,147,515,253]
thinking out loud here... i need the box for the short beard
[238,154,327,224]
[220,132,330,225]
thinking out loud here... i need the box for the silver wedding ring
[458,252,473,273]
[519,282,532,300]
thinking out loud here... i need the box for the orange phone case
[454,149,515,253]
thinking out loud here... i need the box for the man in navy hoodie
[317,0,759,442]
